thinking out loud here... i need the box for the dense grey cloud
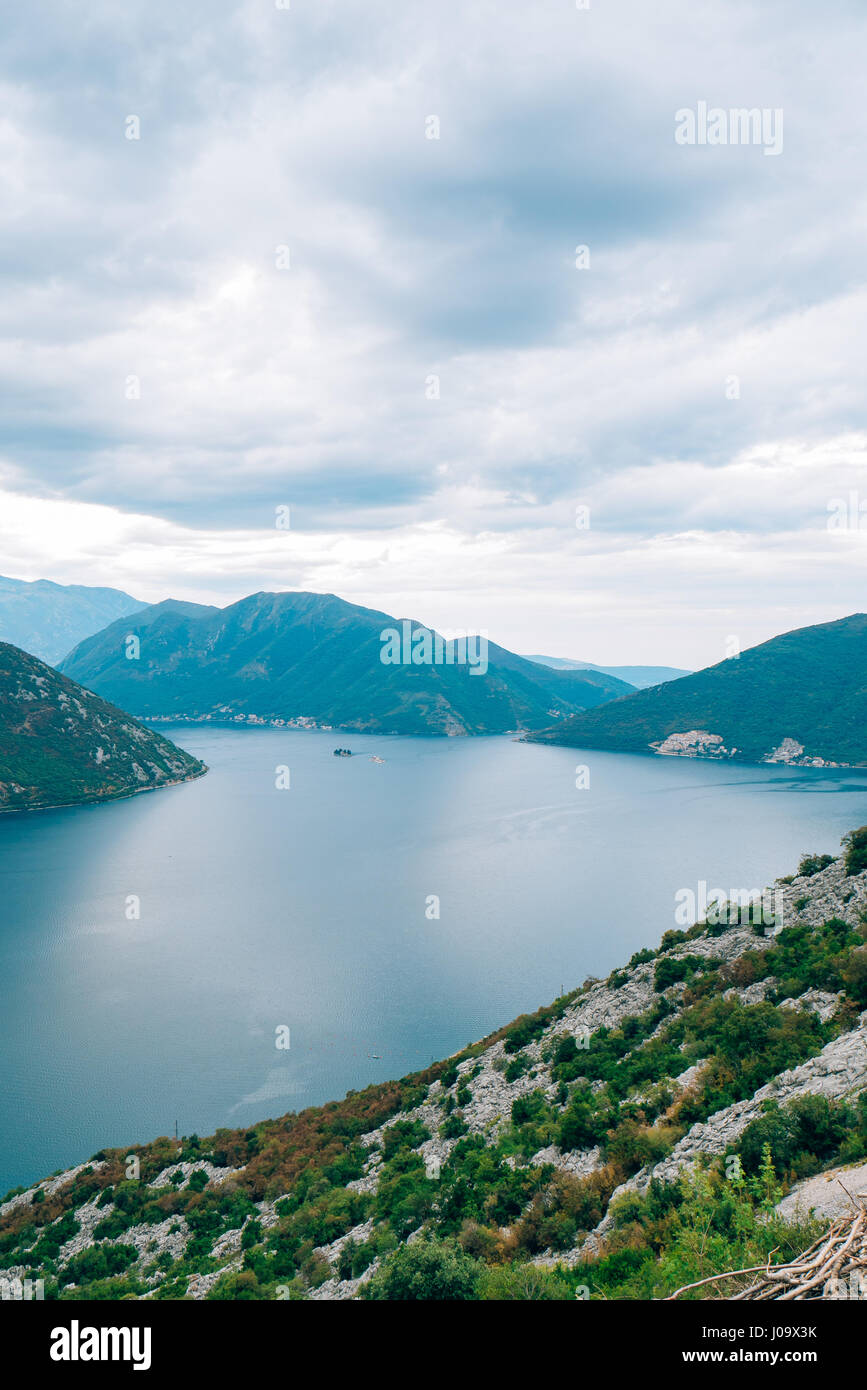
[1,0,866,662]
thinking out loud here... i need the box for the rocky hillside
[2,836,866,1300]
[0,641,206,812]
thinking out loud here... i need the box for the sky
[1,0,866,668]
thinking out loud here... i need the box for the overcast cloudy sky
[1,0,866,667]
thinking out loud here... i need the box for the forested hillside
[530,614,867,767]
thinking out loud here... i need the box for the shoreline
[0,764,208,817]
[524,735,867,771]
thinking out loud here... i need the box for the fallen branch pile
[666,1189,867,1301]
[734,1202,867,1300]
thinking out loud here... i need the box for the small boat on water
[369,755,385,764]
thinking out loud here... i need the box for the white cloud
[3,424,865,667]
[1,0,866,664]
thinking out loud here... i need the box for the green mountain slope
[59,591,633,736]
[2,836,865,1300]
[0,642,207,812]
[0,574,145,666]
[528,614,867,766]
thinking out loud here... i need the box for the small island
[332,747,352,757]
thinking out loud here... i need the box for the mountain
[527,614,867,767]
[0,641,206,812]
[524,655,691,688]
[0,575,146,666]
[2,836,865,1300]
[58,591,634,736]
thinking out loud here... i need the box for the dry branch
[665,1195,867,1301]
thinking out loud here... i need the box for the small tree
[362,1237,481,1300]
[842,945,867,1007]
[843,826,867,877]
[797,852,834,878]
[479,1262,572,1300]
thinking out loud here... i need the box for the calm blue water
[2,726,867,1194]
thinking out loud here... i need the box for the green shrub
[479,1262,572,1300]
[558,1090,606,1152]
[241,1218,262,1250]
[602,1119,677,1173]
[61,1242,137,1287]
[20,1211,79,1267]
[374,1155,435,1238]
[628,948,657,968]
[798,853,834,878]
[514,1170,611,1253]
[733,1094,861,1177]
[381,1120,430,1162]
[337,1238,357,1280]
[504,1053,531,1083]
[765,917,860,1002]
[654,955,703,993]
[434,1135,547,1232]
[682,998,825,1113]
[207,1269,269,1300]
[511,1091,547,1128]
[362,1237,481,1300]
[58,1274,145,1300]
[843,826,867,877]
[441,1112,468,1141]
[504,1019,543,1054]
[841,946,867,1007]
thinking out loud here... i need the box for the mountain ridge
[59,589,634,737]
[524,656,692,688]
[0,574,146,666]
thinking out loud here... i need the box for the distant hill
[0,642,206,812]
[59,591,633,736]
[0,575,145,666]
[528,614,867,766]
[524,655,690,689]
